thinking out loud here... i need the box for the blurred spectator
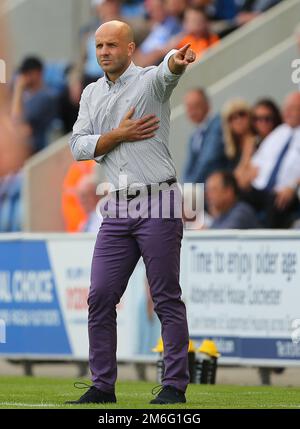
[189,1,237,37]
[165,0,186,21]
[175,7,219,60]
[252,98,282,144]
[292,178,300,228]
[0,113,31,178]
[133,0,182,66]
[0,6,30,232]
[57,65,81,134]
[206,170,260,229]
[11,56,57,154]
[222,99,258,190]
[243,92,300,228]
[198,0,281,36]
[0,172,23,232]
[121,0,146,18]
[62,160,95,232]
[235,0,281,26]
[190,0,238,20]
[209,0,238,20]
[76,174,103,232]
[182,88,227,184]
[160,7,219,60]
[43,62,70,96]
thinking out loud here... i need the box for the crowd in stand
[182,89,300,230]
[0,0,294,232]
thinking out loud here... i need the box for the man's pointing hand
[173,44,196,66]
[168,44,196,75]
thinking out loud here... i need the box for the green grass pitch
[0,376,300,409]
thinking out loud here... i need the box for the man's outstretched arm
[150,44,196,102]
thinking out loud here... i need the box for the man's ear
[128,42,136,57]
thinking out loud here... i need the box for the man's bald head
[95,20,135,81]
[283,92,300,128]
[95,20,134,44]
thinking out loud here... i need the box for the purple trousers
[88,189,189,393]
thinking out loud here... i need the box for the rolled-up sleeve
[69,87,104,163]
[150,49,182,102]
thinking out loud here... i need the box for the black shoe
[150,385,186,404]
[65,382,116,404]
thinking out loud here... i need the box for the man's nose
[100,46,110,56]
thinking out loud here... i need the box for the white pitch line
[0,402,58,408]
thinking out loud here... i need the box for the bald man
[68,20,196,405]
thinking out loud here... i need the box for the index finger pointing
[178,43,191,54]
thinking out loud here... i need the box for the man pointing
[68,20,195,405]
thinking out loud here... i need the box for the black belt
[115,177,177,201]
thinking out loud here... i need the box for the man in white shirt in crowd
[243,92,300,228]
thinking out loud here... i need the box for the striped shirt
[70,50,183,190]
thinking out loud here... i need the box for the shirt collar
[105,61,138,89]
[197,114,211,132]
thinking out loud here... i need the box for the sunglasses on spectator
[228,111,248,122]
[253,115,274,123]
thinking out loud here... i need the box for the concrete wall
[22,137,73,232]
[5,0,91,67]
